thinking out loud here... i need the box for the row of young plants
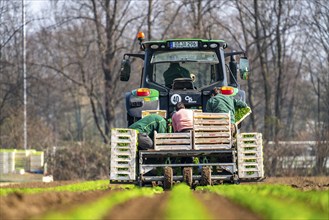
[0,180,131,196]
[165,184,212,219]
[2,181,327,219]
[197,184,329,220]
[42,184,212,220]
[1,180,212,219]
[1,180,163,219]
[40,184,214,219]
[40,186,163,219]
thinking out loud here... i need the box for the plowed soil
[1,176,328,220]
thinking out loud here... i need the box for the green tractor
[110,32,263,189]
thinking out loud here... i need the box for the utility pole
[22,0,27,150]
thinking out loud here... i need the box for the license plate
[169,41,198,49]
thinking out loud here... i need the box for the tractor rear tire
[200,166,212,186]
[163,167,173,190]
[183,167,193,187]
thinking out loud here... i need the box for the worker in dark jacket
[129,114,167,150]
[163,63,191,88]
[206,86,247,135]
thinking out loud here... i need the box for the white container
[237,133,264,179]
[110,128,137,182]
[0,152,9,174]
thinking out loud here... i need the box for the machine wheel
[163,167,173,190]
[183,167,193,187]
[232,174,240,184]
[200,166,212,186]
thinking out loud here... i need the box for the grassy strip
[0,180,135,196]
[197,184,328,220]
[39,187,163,220]
[165,184,213,220]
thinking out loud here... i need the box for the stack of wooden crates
[237,133,264,179]
[193,112,232,150]
[110,128,137,182]
[153,112,232,150]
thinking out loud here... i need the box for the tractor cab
[120,32,249,125]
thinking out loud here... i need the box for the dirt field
[0,176,328,220]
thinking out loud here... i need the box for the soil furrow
[0,190,112,219]
[1,177,328,219]
[194,191,263,220]
[103,193,169,220]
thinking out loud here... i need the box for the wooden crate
[154,131,192,150]
[193,112,230,120]
[193,112,232,150]
[141,110,167,118]
[193,112,230,131]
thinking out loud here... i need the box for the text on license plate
[170,41,198,49]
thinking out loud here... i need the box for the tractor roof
[144,39,225,44]
[142,39,227,50]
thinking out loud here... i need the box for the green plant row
[197,184,328,220]
[40,186,163,220]
[165,184,213,220]
[235,184,328,212]
[0,180,135,196]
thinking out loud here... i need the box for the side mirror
[120,59,131,81]
[239,57,249,80]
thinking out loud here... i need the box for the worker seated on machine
[171,102,193,133]
[129,114,167,150]
[163,63,192,89]
[206,86,248,136]
[171,102,194,164]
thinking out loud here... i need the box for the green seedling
[165,184,213,220]
[197,184,328,219]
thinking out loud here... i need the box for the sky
[27,0,48,13]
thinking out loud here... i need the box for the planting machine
[110,32,264,189]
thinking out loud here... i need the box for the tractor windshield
[150,51,219,89]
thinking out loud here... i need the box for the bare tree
[303,0,329,175]
[0,1,26,148]
[91,0,143,139]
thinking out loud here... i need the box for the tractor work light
[150,44,159,49]
[137,31,145,41]
[136,88,151,96]
[209,43,218,48]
